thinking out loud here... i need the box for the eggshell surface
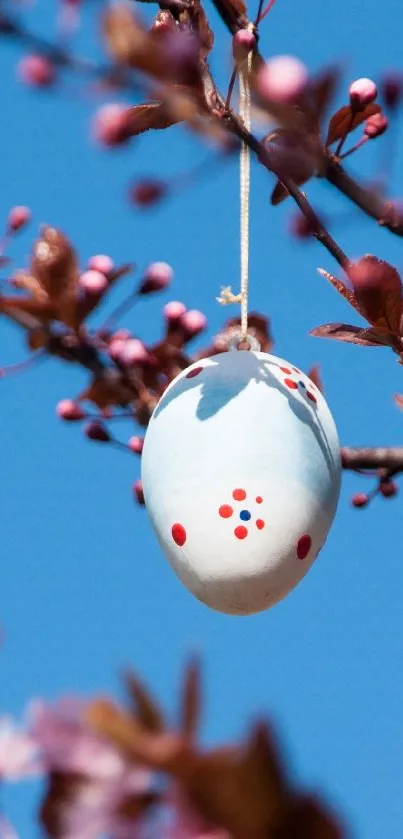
[141,350,341,615]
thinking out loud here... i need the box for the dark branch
[323,155,403,237]
[341,446,403,472]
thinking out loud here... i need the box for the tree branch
[323,155,403,237]
[341,446,403,472]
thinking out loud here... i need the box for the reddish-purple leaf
[317,268,361,312]
[126,103,179,136]
[347,255,403,332]
[310,323,389,346]
[307,364,324,393]
[326,102,381,146]
[310,66,340,121]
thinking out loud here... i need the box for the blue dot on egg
[240,509,251,521]
[299,381,306,389]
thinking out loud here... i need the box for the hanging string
[239,47,252,339]
[217,42,253,342]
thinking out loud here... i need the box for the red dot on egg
[256,519,265,530]
[233,488,246,501]
[297,534,312,559]
[172,523,187,546]
[284,378,298,390]
[307,391,317,403]
[293,367,301,373]
[256,496,263,504]
[186,366,204,379]
[234,525,248,539]
[219,504,233,518]
[280,366,291,373]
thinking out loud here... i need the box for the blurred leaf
[310,66,340,121]
[326,103,381,146]
[275,794,344,839]
[126,103,179,136]
[307,364,324,393]
[317,268,360,312]
[179,658,201,739]
[184,723,288,839]
[124,670,165,733]
[310,323,389,345]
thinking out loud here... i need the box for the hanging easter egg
[141,349,341,616]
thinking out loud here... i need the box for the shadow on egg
[153,351,336,477]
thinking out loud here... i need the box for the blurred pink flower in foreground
[28,697,152,839]
[0,718,40,780]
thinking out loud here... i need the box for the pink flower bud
[352,492,369,508]
[130,180,167,207]
[84,421,110,442]
[7,205,31,233]
[56,399,85,421]
[109,338,127,362]
[180,309,207,337]
[128,435,144,454]
[233,29,256,60]
[380,480,398,498]
[120,338,149,366]
[79,270,108,294]
[17,55,55,87]
[133,479,145,505]
[257,55,308,105]
[364,112,388,138]
[138,262,173,295]
[289,212,318,239]
[92,104,132,147]
[381,72,403,109]
[163,301,187,322]
[349,77,377,108]
[88,254,114,275]
[113,329,132,341]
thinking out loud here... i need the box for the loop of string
[217,36,253,345]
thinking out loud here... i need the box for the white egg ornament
[141,350,341,615]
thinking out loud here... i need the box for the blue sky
[1,0,403,836]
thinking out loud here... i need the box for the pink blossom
[138,262,173,295]
[180,309,207,337]
[79,270,108,295]
[128,436,144,454]
[17,55,55,87]
[164,301,187,322]
[84,422,110,443]
[28,699,150,839]
[88,255,114,275]
[257,55,308,104]
[0,718,40,780]
[92,104,131,147]
[120,339,149,366]
[364,112,388,138]
[349,77,377,108]
[133,480,145,505]
[7,206,31,233]
[56,399,86,421]
[232,29,256,60]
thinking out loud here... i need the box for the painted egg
[141,350,341,616]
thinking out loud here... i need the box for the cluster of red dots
[219,488,265,540]
[279,366,317,404]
